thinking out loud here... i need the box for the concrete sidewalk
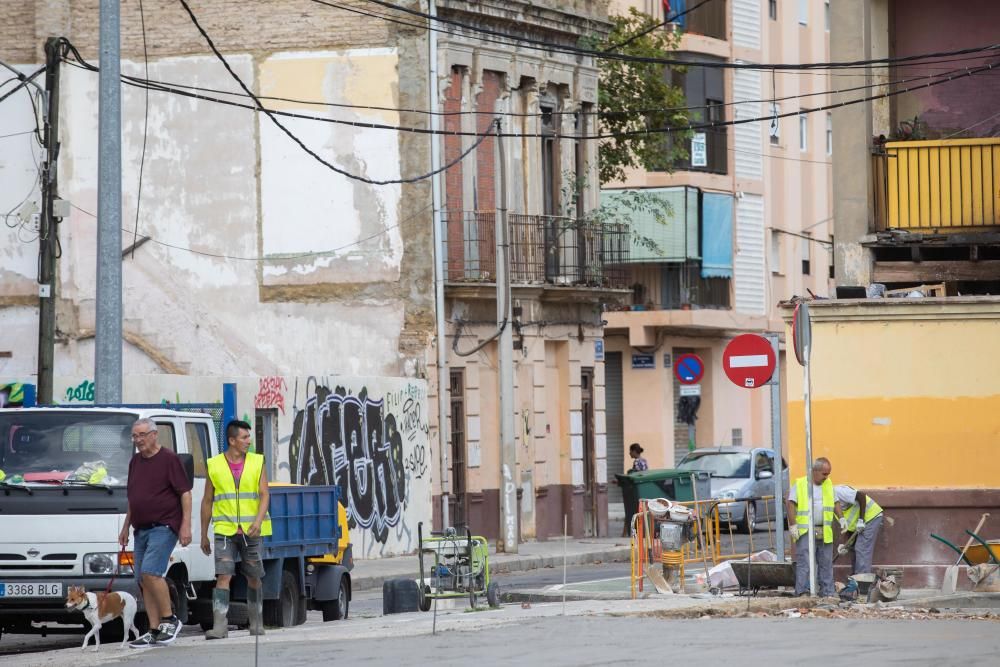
[352,537,632,591]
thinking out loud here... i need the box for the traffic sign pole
[767,333,785,562]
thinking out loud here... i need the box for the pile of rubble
[741,602,1000,622]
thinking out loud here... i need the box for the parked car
[675,447,789,533]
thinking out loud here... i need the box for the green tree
[589,9,690,185]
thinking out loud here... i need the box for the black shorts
[214,533,265,579]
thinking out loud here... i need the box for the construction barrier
[629,495,786,598]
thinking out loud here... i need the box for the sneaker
[155,617,183,644]
[129,630,164,649]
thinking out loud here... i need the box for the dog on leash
[65,585,140,650]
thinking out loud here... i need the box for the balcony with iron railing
[872,138,1000,233]
[444,210,630,290]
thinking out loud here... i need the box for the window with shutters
[798,0,808,25]
[801,233,812,275]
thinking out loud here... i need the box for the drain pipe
[429,0,450,531]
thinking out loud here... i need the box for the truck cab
[0,407,216,637]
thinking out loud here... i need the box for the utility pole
[95,0,123,403]
[428,0,451,531]
[496,122,518,553]
[36,39,62,405]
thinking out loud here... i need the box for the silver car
[675,447,789,533]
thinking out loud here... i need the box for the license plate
[0,582,63,598]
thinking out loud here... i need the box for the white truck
[0,404,353,640]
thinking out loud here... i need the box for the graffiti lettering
[403,443,427,479]
[255,376,288,414]
[64,380,95,403]
[502,463,517,550]
[289,385,406,545]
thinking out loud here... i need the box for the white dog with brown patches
[65,586,140,650]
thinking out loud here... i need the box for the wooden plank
[873,260,1000,282]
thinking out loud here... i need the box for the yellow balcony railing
[873,138,1000,232]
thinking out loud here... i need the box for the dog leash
[105,544,129,594]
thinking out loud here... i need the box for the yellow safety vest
[794,477,835,544]
[207,452,272,537]
[844,493,882,531]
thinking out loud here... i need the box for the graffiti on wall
[0,383,25,408]
[288,380,429,555]
[254,376,288,414]
[64,380,95,403]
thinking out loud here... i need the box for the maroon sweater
[127,447,191,535]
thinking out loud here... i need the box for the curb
[351,546,632,592]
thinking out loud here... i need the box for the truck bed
[263,485,342,560]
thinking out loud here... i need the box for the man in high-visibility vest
[835,484,884,575]
[200,420,271,640]
[786,457,836,597]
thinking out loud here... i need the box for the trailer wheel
[263,570,299,628]
[486,582,500,608]
[321,576,350,621]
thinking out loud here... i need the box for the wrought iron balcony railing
[444,210,630,289]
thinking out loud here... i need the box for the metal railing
[872,138,1000,231]
[444,210,630,288]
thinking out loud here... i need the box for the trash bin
[617,469,712,534]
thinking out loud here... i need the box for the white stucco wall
[0,49,407,379]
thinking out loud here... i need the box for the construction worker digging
[834,484,885,575]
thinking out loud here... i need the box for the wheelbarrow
[416,522,500,612]
[930,531,1000,566]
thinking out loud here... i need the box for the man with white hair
[786,457,836,597]
[118,417,193,648]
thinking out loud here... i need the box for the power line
[71,201,433,261]
[174,0,497,186]
[59,46,991,122]
[130,0,151,260]
[350,0,1000,71]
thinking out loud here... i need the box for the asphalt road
[21,615,1000,667]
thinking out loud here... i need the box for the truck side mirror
[757,469,773,480]
[178,453,195,486]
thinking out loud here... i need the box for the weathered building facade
[0,1,621,548]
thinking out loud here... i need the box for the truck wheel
[263,570,299,628]
[321,577,349,621]
[166,573,189,624]
[418,585,432,612]
[486,582,500,608]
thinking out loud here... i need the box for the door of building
[581,367,597,537]
[604,353,624,513]
[448,370,468,529]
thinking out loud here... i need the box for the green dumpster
[616,469,711,513]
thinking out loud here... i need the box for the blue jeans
[134,525,178,578]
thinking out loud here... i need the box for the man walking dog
[200,420,271,639]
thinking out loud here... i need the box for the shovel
[942,513,989,595]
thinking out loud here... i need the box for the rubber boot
[247,586,265,636]
[204,588,229,640]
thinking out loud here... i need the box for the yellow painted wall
[785,309,1000,488]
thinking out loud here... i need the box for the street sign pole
[793,302,816,596]
[767,333,785,562]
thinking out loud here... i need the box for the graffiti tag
[403,443,427,479]
[0,383,25,408]
[255,376,288,414]
[64,380,95,403]
[289,385,406,545]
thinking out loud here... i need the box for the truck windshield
[676,452,751,478]
[0,412,137,487]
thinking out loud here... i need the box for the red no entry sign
[723,334,776,389]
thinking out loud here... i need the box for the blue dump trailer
[191,484,354,629]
